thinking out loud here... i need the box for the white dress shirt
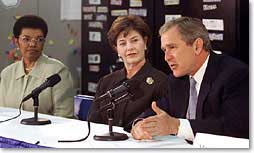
[177,54,210,141]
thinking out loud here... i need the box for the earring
[145,46,147,50]
[118,54,123,62]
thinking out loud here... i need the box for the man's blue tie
[187,77,198,119]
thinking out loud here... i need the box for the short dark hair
[159,17,212,52]
[13,15,48,38]
[107,15,152,50]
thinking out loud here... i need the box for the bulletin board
[81,0,248,95]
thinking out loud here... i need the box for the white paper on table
[193,133,249,148]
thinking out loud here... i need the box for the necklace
[25,67,33,71]
[24,62,36,72]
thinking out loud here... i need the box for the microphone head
[110,81,129,97]
[47,74,61,87]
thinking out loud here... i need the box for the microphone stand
[94,99,128,141]
[20,94,51,125]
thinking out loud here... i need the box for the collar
[15,54,46,80]
[15,60,26,79]
[190,54,210,91]
[120,61,151,79]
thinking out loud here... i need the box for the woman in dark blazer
[89,15,168,132]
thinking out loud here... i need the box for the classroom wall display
[81,0,248,95]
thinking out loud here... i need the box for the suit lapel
[172,76,190,118]
[196,80,211,119]
[196,52,219,119]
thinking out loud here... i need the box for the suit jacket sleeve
[52,67,75,118]
[128,77,170,124]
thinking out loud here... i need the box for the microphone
[20,74,61,125]
[22,74,61,102]
[95,81,130,102]
[93,80,140,141]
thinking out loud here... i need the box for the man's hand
[131,101,180,140]
[131,120,152,140]
[142,101,180,136]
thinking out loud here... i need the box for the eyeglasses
[18,36,45,45]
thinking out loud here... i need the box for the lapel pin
[146,77,154,85]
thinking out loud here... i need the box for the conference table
[0,107,192,148]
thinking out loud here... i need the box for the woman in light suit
[0,15,74,118]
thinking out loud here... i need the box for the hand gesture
[142,101,180,136]
[131,101,180,140]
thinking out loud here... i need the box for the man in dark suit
[131,17,249,142]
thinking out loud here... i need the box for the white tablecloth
[0,107,191,148]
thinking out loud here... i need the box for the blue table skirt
[0,136,50,148]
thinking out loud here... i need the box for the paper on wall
[130,0,142,7]
[213,50,222,54]
[209,33,223,41]
[111,10,128,16]
[88,21,103,29]
[88,54,101,64]
[164,0,180,6]
[96,14,107,21]
[83,6,96,13]
[89,31,101,42]
[89,65,100,72]
[61,0,81,20]
[97,6,108,13]
[203,4,217,11]
[203,0,221,2]
[165,14,181,23]
[83,14,93,20]
[110,0,122,6]
[202,19,224,31]
[88,82,97,93]
[129,8,147,17]
[89,0,101,5]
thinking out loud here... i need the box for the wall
[0,0,81,93]
[80,0,249,94]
